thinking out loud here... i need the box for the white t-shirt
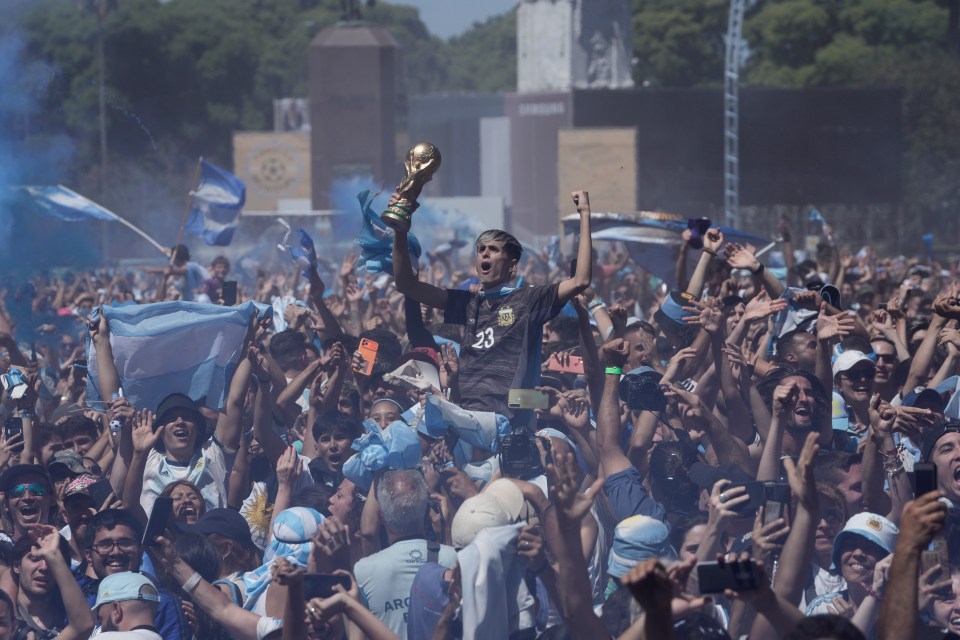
[353,539,458,639]
[139,437,237,515]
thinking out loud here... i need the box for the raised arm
[876,492,947,640]
[90,312,120,400]
[557,190,593,305]
[391,198,448,309]
[686,228,723,298]
[772,433,820,605]
[124,409,163,524]
[904,287,955,391]
[595,340,632,479]
[32,526,95,640]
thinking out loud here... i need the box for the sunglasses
[875,354,897,363]
[841,367,876,381]
[9,483,48,498]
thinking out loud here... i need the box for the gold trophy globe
[380,142,442,232]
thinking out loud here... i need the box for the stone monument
[517,0,634,93]
[308,24,401,209]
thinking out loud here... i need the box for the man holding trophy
[387,142,594,419]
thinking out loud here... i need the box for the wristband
[704,249,717,257]
[588,299,605,310]
[604,367,623,375]
[751,263,765,276]
[182,571,202,594]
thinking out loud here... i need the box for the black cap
[178,508,255,549]
[0,464,52,495]
[156,393,205,427]
[922,420,960,461]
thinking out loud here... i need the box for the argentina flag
[85,300,261,413]
[185,159,246,246]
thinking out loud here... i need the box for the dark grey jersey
[444,283,562,417]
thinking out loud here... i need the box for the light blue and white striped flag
[86,301,260,413]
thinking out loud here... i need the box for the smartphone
[303,573,351,600]
[142,497,173,547]
[443,426,460,453]
[3,417,23,454]
[697,559,760,593]
[762,483,791,526]
[507,389,550,411]
[89,478,114,508]
[222,280,238,306]
[914,462,937,497]
[546,353,585,375]
[724,481,764,515]
[353,338,379,377]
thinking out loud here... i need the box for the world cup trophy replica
[380,142,442,232]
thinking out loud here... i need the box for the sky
[385,0,515,38]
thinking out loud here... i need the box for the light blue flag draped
[355,189,421,275]
[19,185,120,222]
[342,420,422,492]
[185,160,246,246]
[86,300,264,413]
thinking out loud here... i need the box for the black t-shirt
[444,284,562,417]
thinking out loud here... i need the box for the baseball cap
[48,450,88,478]
[832,350,876,379]
[179,508,255,549]
[607,515,676,579]
[61,474,98,502]
[902,387,945,412]
[155,393,205,427]
[922,420,960,460]
[831,512,898,571]
[93,572,161,609]
[0,464,52,495]
[654,291,697,335]
[451,479,525,548]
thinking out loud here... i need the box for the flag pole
[112,216,169,256]
[170,157,204,265]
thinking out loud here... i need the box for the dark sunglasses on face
[842,367,876,381]
[875,354,897,363]
[10,483,48,498]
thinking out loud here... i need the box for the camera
[499,429,551,480]
[618,372,667,412]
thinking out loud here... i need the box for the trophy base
[381,204,413,232]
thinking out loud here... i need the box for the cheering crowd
[0,188,957,640]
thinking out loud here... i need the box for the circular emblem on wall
[246,142,302,197]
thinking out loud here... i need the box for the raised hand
[276,446,301,488]
[620,557,673,614]
[772,379,799,418]
[339,253,358,279]
[898,491,947,552]
[725,242,759,271]
[599,338,630,369]
[706,480,750,531]
[546,451,603,527]
[815,302,855,341]
[751,512,790,568]
[683,300,722,334]
[570,190,591,215]
[271,556,305,586]
[783,432,819,511]
[743,288,788,322]
[703,228,724,255]
[933,284,960,320]
[438,343,459,389]
[131,408,161,455]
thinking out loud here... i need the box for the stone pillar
[517,0,634,93]
[308,25,401,209]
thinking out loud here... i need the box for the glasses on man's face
[875,354,897,363]
[93,538,137,555]
[9,483,48,499]
[842,367,876,381]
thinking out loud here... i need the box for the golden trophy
[381,142,442,232]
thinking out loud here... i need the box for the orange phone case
[546,353,585,375]
[354,338,379,376]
